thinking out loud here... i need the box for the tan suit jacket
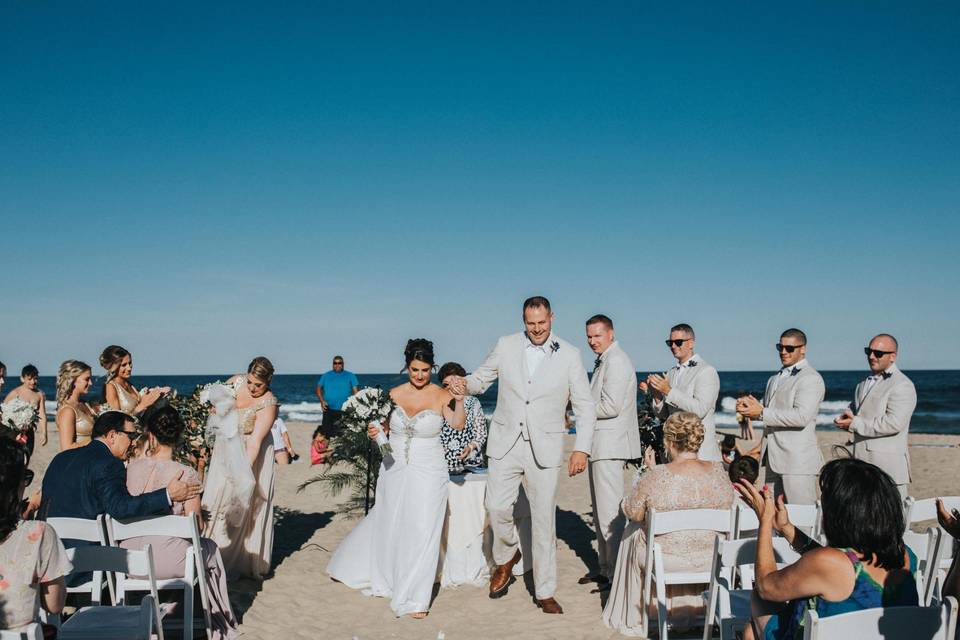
[590,342,643,461]
[761,362,825,475]
[466,332,596,468]
[651,356,721,461]
[850,363,916,485]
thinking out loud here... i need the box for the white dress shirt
[524,333,552,377]
[674,354,700,385]
[769,358,808,396]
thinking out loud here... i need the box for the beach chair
[643,507,735,640]
[58,545,164,640]
[702,536,800,640]
[45,516,114,606]
[106,514,213,640]
[801,595,957,640]
[0,623,43,640]
[903,527,946,606]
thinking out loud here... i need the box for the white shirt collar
[525,332,554,351]
[678,353,699,368]
[781,358,808,373]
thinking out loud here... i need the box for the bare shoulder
[389,384,408,403]
[799,546,855,573]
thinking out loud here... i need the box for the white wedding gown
[327,407,449,616]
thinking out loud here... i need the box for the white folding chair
[733,500,822,541]
[802,595,957,640]
[905,497,960,576]
[45,516,114,605]
[643,507,735,640]
[904,527,946,606]
[106,514,213,640]
[58,545,164,640]
[702,536,801,640]
[0,623,43,640]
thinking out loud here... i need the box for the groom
[453,296,596,614]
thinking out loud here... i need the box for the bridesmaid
[203,356,279,579]
[99,345,169,415]
[123,405,239,639]
[55,360,96,449]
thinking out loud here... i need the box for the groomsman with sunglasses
[834,334,917,498]
[640,323,722,461]
[736,329,824,504]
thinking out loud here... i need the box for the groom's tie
[593,355,602,373]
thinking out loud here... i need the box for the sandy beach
[27,425,960,640]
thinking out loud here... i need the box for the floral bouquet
[0,398,39,445]
[341,387,395,455]
[169,384,219,469]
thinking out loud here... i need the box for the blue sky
[1,2,958,375]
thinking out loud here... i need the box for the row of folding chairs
[44,514,212,640]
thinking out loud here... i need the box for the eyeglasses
[775,343,804,353]
[864,347,895,358]
[119,429,142,442]
[665,339,689,348]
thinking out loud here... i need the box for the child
[4,364,49,453]
[728,455,760,486]
[271,417,299,465]
[720,433,739,465]
[310,426,330,465]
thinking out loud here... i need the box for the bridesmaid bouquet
[342,387,395,455]
[0,398,39,445]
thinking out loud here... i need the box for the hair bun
[404,338,435,367]
[145,405,184,446]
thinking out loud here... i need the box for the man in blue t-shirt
[316,355,360,436]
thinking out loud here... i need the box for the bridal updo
[247,356,275,385]
[99,345,130,380]
[404,339,435,368]
[56,360,92,405]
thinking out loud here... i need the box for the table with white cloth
[438,469,533,588]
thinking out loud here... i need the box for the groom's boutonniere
[550,340,560,354]
[687,360,698,367]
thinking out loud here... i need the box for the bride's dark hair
[404,338,435,368]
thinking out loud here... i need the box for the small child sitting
[720,433,739,465]
[310,426,330,465]
[728,455,760,486]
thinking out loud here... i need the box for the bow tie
[593,355,602,372]
[781,366,801,376]
[869,371,893,381]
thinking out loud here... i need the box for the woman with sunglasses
[0,437,71,632]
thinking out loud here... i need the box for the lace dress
[327,407,449,616]
[202,386,278,580]
[602,462,733,636]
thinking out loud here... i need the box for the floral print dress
[0,520,72,631]
[439,395,487,471]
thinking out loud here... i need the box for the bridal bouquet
[0,398,39,444]
[341,387,395,455]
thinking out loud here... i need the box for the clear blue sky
[1,2,958,375]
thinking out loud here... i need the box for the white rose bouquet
[341,387,396,455]
[1,398,39,445]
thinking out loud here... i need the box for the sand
[26,425,960,639]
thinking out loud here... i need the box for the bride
[201,356,279,580]
[327,338,465,618]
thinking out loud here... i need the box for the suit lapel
[764,373,777,406]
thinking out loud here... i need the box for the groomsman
[737,328,824,504]
[834,334,917,498]
[454,296,596,614]
[581,314,643,587]
[640,324,722,461]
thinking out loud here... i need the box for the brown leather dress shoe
[535,597,564,614]
[489,550,521,599]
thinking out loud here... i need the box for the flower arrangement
[0,398,39,445]
[299,386,395,515]
[169,385,216,469]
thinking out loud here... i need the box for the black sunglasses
[665,339,690,348]
[864,347,895,358]
[775,343,804,353]
[120,429,142,442]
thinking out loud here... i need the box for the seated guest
[602,411,734,634]
[721,433,740,465]
[438,362,487,471]
[0,437,71,632]
[736,458,918,640]
[40,410,199,523]
[122,406,238,639]
[936,499,960,603]
[310,426,330,465]
[729,455,760,485]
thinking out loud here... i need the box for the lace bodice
[238,396,279,435]
[389,407,444,439]
[623,462,734,570]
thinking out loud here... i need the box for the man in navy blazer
[40,410,200,522]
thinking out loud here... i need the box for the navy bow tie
[872,371,893,381]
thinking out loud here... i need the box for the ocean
[17,369,960,435]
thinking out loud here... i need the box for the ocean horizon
[17,369,960,436]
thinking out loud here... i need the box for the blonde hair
[57,360,92,405]
[247,356,275,385]
[662,411,705,454]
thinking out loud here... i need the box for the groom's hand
[568,451,588,477]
